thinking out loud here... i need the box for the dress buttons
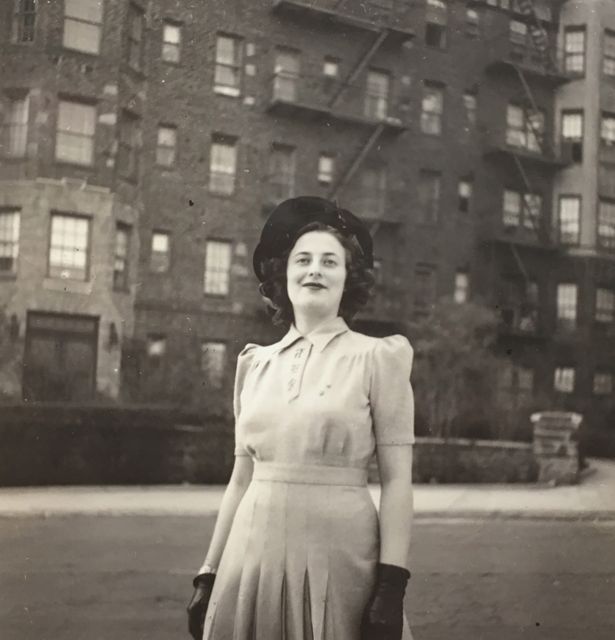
[284,343,312,401]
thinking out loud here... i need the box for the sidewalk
[1,459,615,520]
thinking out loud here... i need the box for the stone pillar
[531,412,583,485]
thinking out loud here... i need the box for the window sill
[0,272,18,281]
[62,46,101,59]
[54,159,95,171]
[214,87,241,98]
[208,190,237,199]
[204,293,230,299]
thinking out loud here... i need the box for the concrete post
[531,411,583,485]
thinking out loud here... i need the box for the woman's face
[286,230,347,318]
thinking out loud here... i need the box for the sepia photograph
[1,0,615,639]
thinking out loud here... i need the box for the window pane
[204,241,232,295]
[559,197,580,244]
[554,367,575,393]
[596,288,615,323]
[163,23,181,45]
[49,215,90,280]
[556,283,577,328]
[562,112,583,139]
[268,145,296,202]
[0,210,20,273]
[598,200,615,249]
[151,232,170,273]
[210,140,237,194]
[503,189,521,226]
[201,341,227,388]
[65,0,103,23]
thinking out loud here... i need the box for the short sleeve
[369,335,415,446]
[233,343,259,456]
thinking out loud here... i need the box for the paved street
[1,515,614,640]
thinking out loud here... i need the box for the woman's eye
[324,259,337,266]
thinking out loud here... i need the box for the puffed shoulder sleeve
[369,335,415,446]
[233,343,259,456]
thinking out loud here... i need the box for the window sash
[601,115,615,144]
[556,283,578,324]
[150,232,170,273]
[2,95,29,157]
[593,372,613,395]
[418,172,441,223]
[463,93,477,125]
[215,36,242,94]
[209,141,237,195]
[318,154,334,184]
[564,28,585,72]
[454,272,469,303]
[562,112,583,139]
[503,189,521,226]
[268,146,296,201]
[156,126,177,166]
[596,288,615,323]
[273,51,300,102]
[598,200,615,249]
[113,225,130,290]
[0,210,20,273]
[523,193,542,230]
[63,0,103,54]
[13,0,37,43]
[201,342,227,388]
[127,5,144,70]
[204,241,232,295]
[365,71,389,120]
[48,215,90,280]
[554,367,575,393]
[558,197,580,244]
[55,101,96,166]
[162,23,181,63]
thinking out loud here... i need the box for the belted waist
[252,462,368,487]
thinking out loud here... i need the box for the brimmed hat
[253,196,373,282]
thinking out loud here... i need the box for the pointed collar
[275,316,350,354]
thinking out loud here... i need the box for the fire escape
[478,0,571,338]
[267,0,414,230]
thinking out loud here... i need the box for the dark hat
[253,196,373,282]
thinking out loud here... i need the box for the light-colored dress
[203,316,415,640]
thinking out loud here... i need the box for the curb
[2,509,615,521]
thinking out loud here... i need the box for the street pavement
[1,459,615,639]
[1,458,615,520]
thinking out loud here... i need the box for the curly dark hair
[258,221,375,328]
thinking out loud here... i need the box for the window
[12,0,37,43]
[268,144,296,204]
[146,334,166,359]
[561,110,583,162]
[414,263,437,315]
[458,178,472,213]
[273,48,300,102]
[465,8,480,38]
[150,231,170,273]
[156,125,177,167]
[357,166,387,219]
[127,3,144,71]
[425,0,448,49]
[462,91,477,128]
[113,223,130,291]
[598,200,615,250]
[55,100,96,166]
[497,365,534,409]
[596,288,615,323]
[604,30,615,77]
[201,341,227,389]
[500,278,539,334]
[162,21,181,63]
[454,271,469,303]
[364,70,390,120]
[215,35,242,96]
[1,93,29,157]
[556,283,578,330]
[523,193,542,231]
[599,163,615,197]
[323,57,339,78]
[0,209,20,274]
[554,367,575,394]
[509,20,527,46]
[502,189,521,227]
[117,111,139,180]
[318,153,334,185]
[204,240,232,296]
[593,372,613,396]
[417,170,441,223]
[421,83,444,135]
[209,136,237,195]
[558,196,580,245]
[63,0,104,55]
[506,105,544,152]
[600,112,615,146]
[564,26,585,74]
[48,213,90,281]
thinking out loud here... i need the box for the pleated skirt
[202,462,413,640]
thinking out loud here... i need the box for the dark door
[22,312,98,402]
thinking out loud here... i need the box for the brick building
[0,0,614,430]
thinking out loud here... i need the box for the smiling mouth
[303,283,326,289]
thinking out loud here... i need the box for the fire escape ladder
[328,123,385,200]
[327,29,389,110]
[509,242,531,284]
[516,0,556,70]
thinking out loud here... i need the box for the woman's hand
[186,573,216,640]
[360,563,410,640]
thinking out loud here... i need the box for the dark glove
[187,573,216,640]
[360,563,411,640]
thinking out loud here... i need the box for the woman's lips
[303,283,326,289]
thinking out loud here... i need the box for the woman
[187,196,415,640]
